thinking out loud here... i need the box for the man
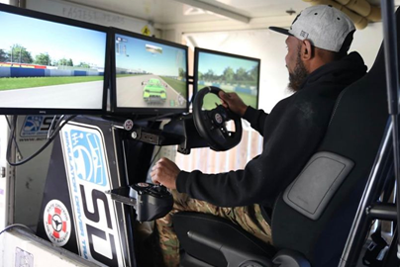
[151,5,367,267]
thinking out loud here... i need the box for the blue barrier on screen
[234,87,251,94]
[0,67,102,77]
[10,67,45,77]
[73,70,86,76]
[0,67,11,77]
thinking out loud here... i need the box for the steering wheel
[193,86,242,151]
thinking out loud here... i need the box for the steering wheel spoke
[220,123,230,137]
[200,110,215,130]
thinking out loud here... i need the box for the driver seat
[171,9,397,267]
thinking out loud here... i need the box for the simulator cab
[1,0,400,267]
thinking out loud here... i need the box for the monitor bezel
[0,3,110,115]
[193,47,261,110]
[110,27,189,115]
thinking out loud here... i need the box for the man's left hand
[150,157,180,189]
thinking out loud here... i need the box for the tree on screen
[58,58,73,66]
[0,49,8,62]
[204,69,215,81]
[235,67,248,82]
[34,53,51,66]
[8,44,33,64]
[249,65,258,81]
[179,68,186,78]
[223,67,234,82]
[78,62,90,68]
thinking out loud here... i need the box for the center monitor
[111,28,189,115]
[0,4,109,114]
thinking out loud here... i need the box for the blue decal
[69,130,107,186]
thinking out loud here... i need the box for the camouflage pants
[155,190,272,267]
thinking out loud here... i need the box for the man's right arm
[219,91,268,135]
[242,107,268,135]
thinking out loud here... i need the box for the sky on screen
[0,11,106,66]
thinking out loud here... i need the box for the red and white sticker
[43,200,71,247]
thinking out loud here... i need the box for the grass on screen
[116,74,144,78]
[116,75,187,96]
[160,76,186,96]
[0,76,103,91]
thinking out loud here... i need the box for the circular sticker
[214,113,223,124]
[136,182,150,188]
[124,119,134,131]
[43,200,71,247]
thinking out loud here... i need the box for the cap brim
[269,27,291,35]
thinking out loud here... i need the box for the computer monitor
[0,4,109,114]
[111,28,189,115]
[194,48,260,110]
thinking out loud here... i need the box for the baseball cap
[270,5,355,53]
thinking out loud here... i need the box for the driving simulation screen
[114,34,188,110]
[0,9,107,112]
[196,49,260,110]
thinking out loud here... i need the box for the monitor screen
[0,4,108,114]
[112,29,189,114]
[194,48,260,110]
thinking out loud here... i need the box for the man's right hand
[218,91,248,117]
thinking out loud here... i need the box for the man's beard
[288,51,309,92]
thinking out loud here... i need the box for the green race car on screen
[142,78,167,103]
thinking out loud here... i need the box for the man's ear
[301,40,314,60]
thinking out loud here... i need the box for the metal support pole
[339,121,393,267]
[381,0,400,259]
[367,203,397,221]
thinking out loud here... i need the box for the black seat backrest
[270,11,397,267]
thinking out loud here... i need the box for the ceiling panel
[65,0,227,24]
[201,0,309,18]
[62,0,400,26]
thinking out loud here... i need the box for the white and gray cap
[270,5,355,53]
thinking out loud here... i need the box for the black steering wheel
[193,86,242,151]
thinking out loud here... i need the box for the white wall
[352,22,383,69]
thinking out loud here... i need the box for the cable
[6,115,77,166]
[47,115,64,139]
[0,223,33,236]
[5,116,23,159]
[46,115,58,139]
